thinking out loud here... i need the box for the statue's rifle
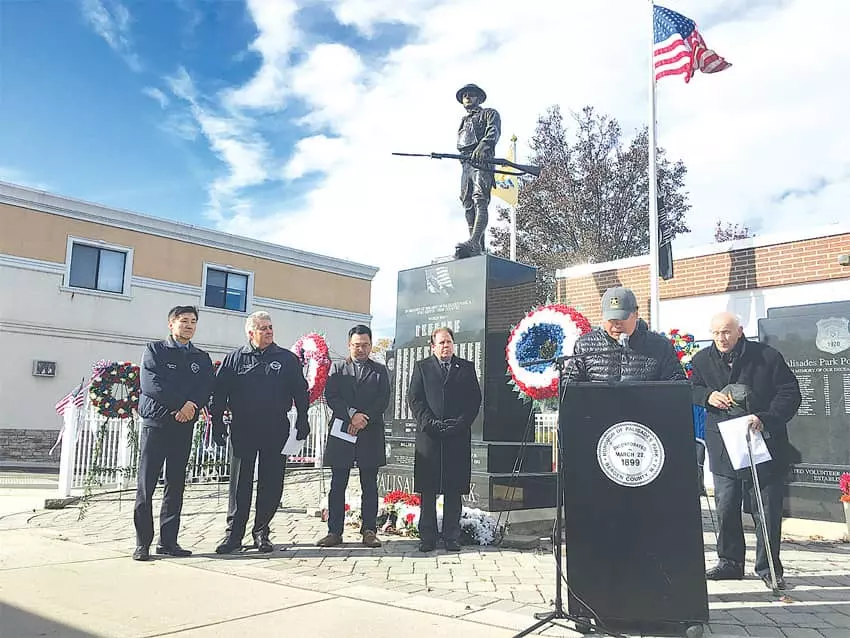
[391,152,540,177]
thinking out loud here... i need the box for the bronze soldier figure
[455,83,501,259]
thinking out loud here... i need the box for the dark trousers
[133,421,194,548]
[419,491,462,544]
[714,473,784,577]
[225,444,285,541]
[327,466,379,536]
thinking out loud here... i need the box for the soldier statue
[454,83,501,259]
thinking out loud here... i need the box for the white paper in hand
[717,416,772,470]
[330,417,358,444]
[281,425,303,456]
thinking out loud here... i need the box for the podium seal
[597,421,665,487]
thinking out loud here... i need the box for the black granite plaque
[759,302,850,523]
[380,254,554,510]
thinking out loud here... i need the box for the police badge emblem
[269,360,282,371]
[815,317,850,355]
[190,362,200,374]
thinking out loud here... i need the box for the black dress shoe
[253,530,274,553]
[706,561,744,580]
[419,540,436,553]
[444,539,462,552]
[759,573,786,590]
[132,546,150,561]
[215,537,243,554]
[156,544,192,557]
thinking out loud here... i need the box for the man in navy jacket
[211,311,309,554]
[133,305,214,561]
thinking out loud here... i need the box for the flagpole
[648,0,661,331]
[509,135,518,261]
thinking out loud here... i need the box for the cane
[745,427,779,593]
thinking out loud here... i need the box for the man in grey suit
[316,325,390,548]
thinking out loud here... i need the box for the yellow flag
[491,135,519,207]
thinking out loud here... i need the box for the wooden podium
[561,381,709,636]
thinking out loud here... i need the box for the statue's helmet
[456,83,487,104]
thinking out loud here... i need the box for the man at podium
[567,287,686,382]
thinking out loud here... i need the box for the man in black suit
[408,326,482,552]
[316,325,390,548]
[133,305,214,561]
[210,311,310,554]
[691,311,801,590]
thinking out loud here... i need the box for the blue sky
[2,0,849,336]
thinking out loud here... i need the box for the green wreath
[88,361,140,419]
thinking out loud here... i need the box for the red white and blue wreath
[506,304,592,401]
[291,333,332,405]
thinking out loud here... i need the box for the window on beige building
[202,264,252,313]
[64,237,133,295]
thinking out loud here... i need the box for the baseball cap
[601,287,638,321]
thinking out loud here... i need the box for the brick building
[555,224,850,339]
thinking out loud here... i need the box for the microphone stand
[513,347,625,638]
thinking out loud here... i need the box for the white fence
[534,412,559,470]
[57,397,332,498]
[57,402,566,498]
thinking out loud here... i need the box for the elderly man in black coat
[691,311,801,590]
[408,326,482,552]
[316,325,390,549]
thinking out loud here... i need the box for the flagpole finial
[510,134,517,143]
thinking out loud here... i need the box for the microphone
[618,333,630,351]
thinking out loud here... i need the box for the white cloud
[166,67,271,215]
[80,0,141,71]
[174,0,849,338]
[142,86,169,109]
[223,0,301,110]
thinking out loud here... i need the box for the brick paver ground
[4,469,850,637]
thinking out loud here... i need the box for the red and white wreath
[291,333,332,405]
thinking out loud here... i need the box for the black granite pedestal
[380,255,555,511]
[759,301,850,523]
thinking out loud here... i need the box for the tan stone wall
[0,203,370,314]
[557,234,850,326]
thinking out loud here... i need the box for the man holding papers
[317,325,390,549]
[691,312,801,589]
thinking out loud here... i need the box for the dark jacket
[139,338,214,426]
[566,319,687,383]
[323,358,391,469]
[408,355,482,494]
[691,339,801,481]
[210,343,309,454]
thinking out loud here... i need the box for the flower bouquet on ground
[459,507,498,546]
[840,472,850,504]
[343,489,500,546]
[377,490,421,536]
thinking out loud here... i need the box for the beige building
[0,181,378,466]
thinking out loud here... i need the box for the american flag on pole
[654,5,731,82]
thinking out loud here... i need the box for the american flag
[654,5,731,82]
[54,379,88,417]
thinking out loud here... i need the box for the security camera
[839,254,850,267]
